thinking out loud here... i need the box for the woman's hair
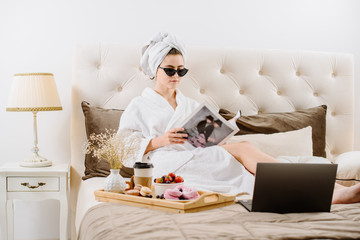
[214,119,223,127]
[167,48,182,56]
[206,115,214,121]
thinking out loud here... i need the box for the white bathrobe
[119,87,255,195]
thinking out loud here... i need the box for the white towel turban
[141,32,186,79]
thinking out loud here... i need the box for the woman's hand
[145,128,188,154]
[158,128,188,146]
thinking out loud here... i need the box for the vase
[104,169,126,193]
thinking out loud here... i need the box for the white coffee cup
[133,162,153,177]
[132,162,154,188]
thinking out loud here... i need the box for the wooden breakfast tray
[94,189,235,214]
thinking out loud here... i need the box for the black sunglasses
[159,67,189,77]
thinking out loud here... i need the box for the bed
[70,44,360,239]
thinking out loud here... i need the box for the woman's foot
[332,183,360,204]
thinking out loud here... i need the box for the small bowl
[154,182,183,197]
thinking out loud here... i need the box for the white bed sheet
[75,177,130,236]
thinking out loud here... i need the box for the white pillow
[226,126,313,158]
[334,151,360,186]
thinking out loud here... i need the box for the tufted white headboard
[71,44,354,211]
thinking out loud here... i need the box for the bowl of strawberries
[154,172,184,197]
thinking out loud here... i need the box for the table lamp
[6,73,62,167]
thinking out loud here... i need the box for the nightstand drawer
[7,176,60,192]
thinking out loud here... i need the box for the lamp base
[19,153,52,167]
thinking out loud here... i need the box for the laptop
[238,162,337,213]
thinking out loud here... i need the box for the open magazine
[179,102,240,149]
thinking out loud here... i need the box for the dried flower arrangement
[84,129,140,169]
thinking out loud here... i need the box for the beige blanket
[78,202,360,240]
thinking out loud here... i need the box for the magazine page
[180,102,239,149]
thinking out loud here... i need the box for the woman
[205,119,222,145]
[119,32,360,203]
[196,115,214,138]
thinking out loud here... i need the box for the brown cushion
[219,105,327,158]
[81,101,134,180]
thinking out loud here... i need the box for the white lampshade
[7,73,62,112]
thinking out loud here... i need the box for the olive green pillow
[219,105,327,158]
[81,101,134,180]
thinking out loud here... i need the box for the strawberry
[169,172,176,179]
[175,176,183,183]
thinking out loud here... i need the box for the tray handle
[193,192,229,206]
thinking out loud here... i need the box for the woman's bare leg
[222,141,360,204]
[221,141,278,174]
[332,183,360,204]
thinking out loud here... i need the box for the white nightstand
[0,162,70,240]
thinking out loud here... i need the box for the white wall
[0,0,359,239]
